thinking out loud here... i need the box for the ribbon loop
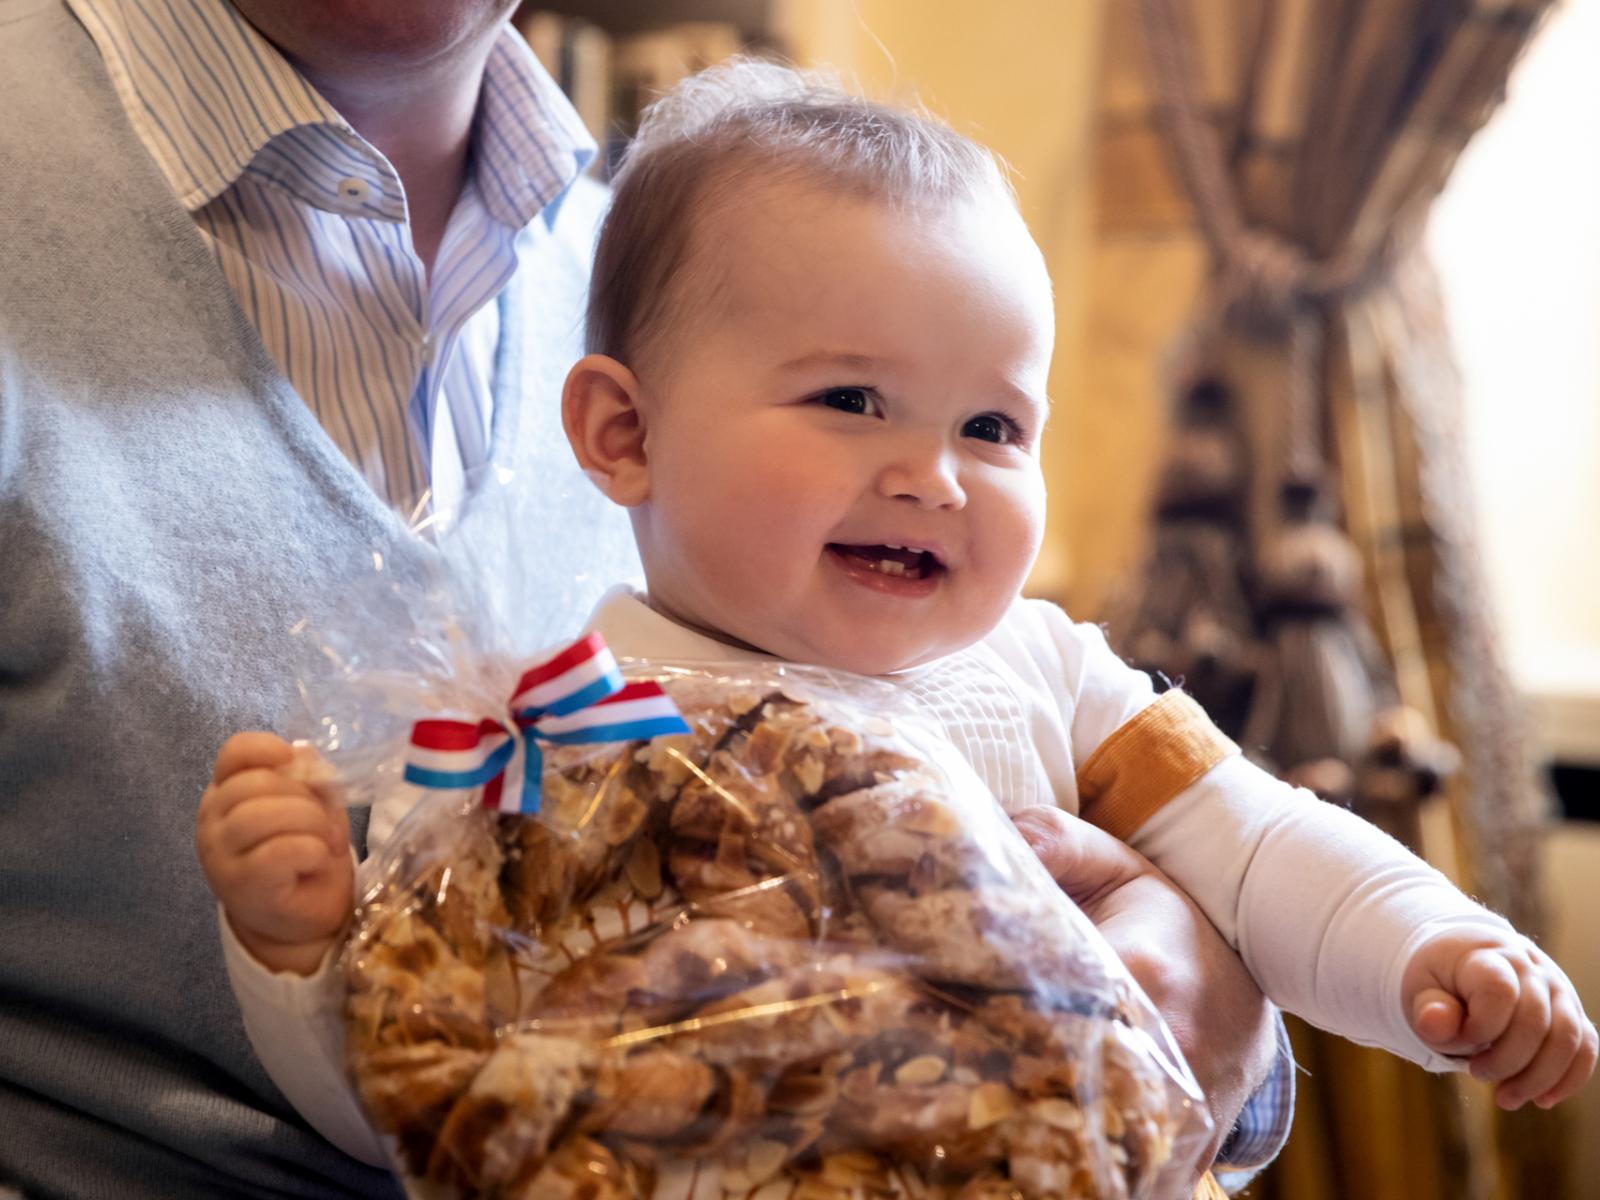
[403,633,690,814]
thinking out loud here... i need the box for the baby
[197,60,1594,1180]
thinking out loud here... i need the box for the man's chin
[230,0,513,73]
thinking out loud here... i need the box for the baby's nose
[876,443,966,510]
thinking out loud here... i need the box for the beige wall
[776,0,1108,601]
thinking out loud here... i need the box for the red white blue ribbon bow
[403,632,691,814]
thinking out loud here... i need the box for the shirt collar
[67,0,594,229]
[589,586,775,666]
[475,30,596,230]
[67,0,348,211]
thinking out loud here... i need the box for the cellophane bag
[290,500,1212,1200]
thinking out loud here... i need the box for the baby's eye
[816,387,878,416]
[963,413,1025,445]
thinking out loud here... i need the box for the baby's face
[632,181,1054,675]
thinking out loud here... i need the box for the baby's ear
[562,354,650,506]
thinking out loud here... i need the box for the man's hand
[1013,806,1279,1170]
[196,732,353,977]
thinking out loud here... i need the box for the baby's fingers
[211,731,295,784]
[213,795,347,860]
[1495,982,1597,1109]
[1412,987,1466,1049]
[245,831,340,881]
[1467,962,1551,1089]
[1454,948,1523,1049]
[203,766,314,823]
[1532,1014,1598,1109]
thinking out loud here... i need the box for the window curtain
[1087,0,1568,1195]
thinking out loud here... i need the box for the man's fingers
[1012,804,1274,1168]
[1011,806,1147,908]
[1012,807,1072,874]
[211,731,295,784]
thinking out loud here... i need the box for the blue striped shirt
[1214,1014,1297,1190]
[67,0,594,514]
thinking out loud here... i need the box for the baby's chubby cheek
[633,510,779,637]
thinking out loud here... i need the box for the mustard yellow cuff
[1077,690,1239,841]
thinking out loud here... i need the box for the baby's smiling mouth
[826,543,945,580]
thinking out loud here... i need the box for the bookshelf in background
[512,3,781,177]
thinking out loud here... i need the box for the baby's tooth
[878,559,907,577]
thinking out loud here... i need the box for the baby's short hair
[586,58,1014,370]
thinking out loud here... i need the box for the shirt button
[419,334,435,364]
[336,176,371,205]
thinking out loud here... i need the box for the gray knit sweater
[0,2,638,1194]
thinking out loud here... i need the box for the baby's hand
[1403,928,1597,1110]
[196,732,353,977]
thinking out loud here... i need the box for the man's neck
[301,50,492,278]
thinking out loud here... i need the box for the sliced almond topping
[1100,1097,1127,1138]
[793,754,825,794]
[745,1138,789,1185]
[900,799,961,837]
[968,1081,1017,1130]
[893,1054,948,1086]
[639,738,692,786]
[818,1151,888,1187]
[716,1164,757,1191]
[828,728,864,754]
[601,788,647,846]
[623,838,662,899]
[1032,1098,1085,1131]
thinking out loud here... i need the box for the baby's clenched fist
[196,731,353,977]
[1404,928,1596,1110]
